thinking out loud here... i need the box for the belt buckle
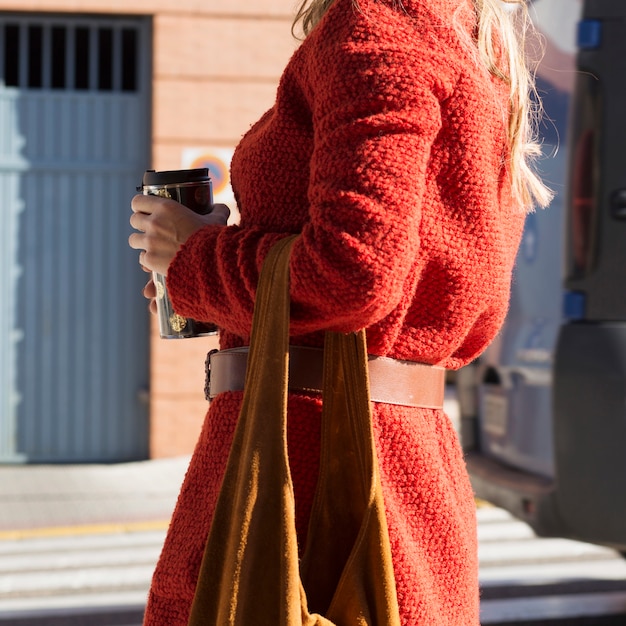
[204,349,219,401]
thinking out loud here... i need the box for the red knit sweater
[144,0,525,624]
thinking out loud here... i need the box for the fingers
[143,278,158,316]
[131,193,161,214]
[204,203,230,227]
[128,232,159,274]
[143,277,157,299]
[128,195,232,275]
[128,229,148,252]
[129,210,148,232]
[211,203,231,220]
[128,197,156,262]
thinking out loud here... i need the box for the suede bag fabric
[187,235,400,625]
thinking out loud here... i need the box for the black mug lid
[141,168,211,187]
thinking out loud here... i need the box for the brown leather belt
[205,345,446,409]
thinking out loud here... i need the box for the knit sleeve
[288,10,453,334]
[167,4,456,338]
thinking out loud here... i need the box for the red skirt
[143,392,479,626]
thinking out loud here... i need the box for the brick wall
[0,0,299,457]
[146,5,297,458]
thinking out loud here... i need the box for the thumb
[206,203,230,225]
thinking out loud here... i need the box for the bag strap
[187,235,400,625]
[187,235,302,625]
[299,330,400,623]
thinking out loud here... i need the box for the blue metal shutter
[0,14,151,462]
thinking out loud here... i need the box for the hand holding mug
[128,168,229,339]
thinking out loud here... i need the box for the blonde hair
[293,0,553,212]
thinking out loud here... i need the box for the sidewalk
[2,444,626,623]
[0,389,461,538]
[0,388,459,539]
[0,456,190,538]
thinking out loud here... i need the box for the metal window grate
[1,18,140,92]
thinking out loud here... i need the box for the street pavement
[0,456,185,625]
[2,500,626,624]
[0,457,186,535]
[1,392,626,624]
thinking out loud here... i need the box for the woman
[129,0,551,623]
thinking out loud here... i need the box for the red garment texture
[143,0,525,624]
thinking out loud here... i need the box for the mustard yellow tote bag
[187,236,400,626]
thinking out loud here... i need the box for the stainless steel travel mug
[140,168,218,338]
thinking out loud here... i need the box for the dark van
[461,0,626,552]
